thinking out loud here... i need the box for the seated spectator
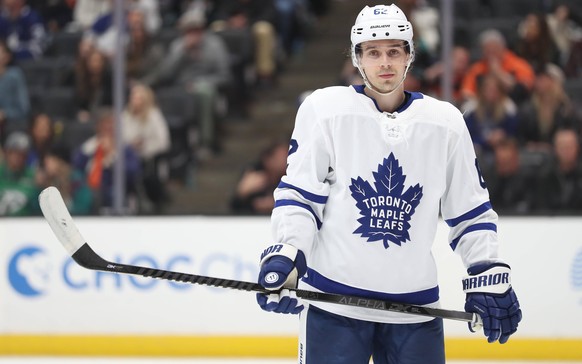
[26,112,54,167]
[230,139,288,214]
[210,11,255,119]
[0,39,30,137]
[462,74,519,155]
[517,63,580,152]
[69,0,111,31]
[28,0,73,33]
[536,128,582,212]
[274,0,316,57]
[156,0,180,28]
[128,0,161,35]
[209,0,278,87]
[82,0,160,58]
[461,29,535,105]
[122,83,170,212]
[483,137,538,214]
[0,131,39,215]
[125,7,164,82]
[142,10,231,155]
[516,13,560,71]
[72,108,141,213]
[396,0,439,87]
[35,143,93,215]
[423,45,471,106]
[396,0,440,60]
[0,0,47,61]
[74,46,113,122]
[546,4,582,71]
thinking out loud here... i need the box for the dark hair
[46,143,72,164]
[354,40,412,57]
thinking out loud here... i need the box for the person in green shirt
[0,131,39,216]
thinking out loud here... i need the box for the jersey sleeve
[271,93,332,256]
[440,108,503,269]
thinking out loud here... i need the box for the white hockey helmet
[350,4,414,67]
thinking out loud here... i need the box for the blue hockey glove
[256,243,307,314]
[463,263,522,344]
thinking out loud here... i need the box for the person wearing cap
[0,131,39,215]
[254,4,521,363]
[141,9,231,155]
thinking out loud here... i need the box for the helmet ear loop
[352,47,374,88]
[351,51,368,84]
[353,53,378,94]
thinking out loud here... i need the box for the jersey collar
[352,85,423,113]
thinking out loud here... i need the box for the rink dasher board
[0,216,581,359]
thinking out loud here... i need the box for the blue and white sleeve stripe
[446,201,497,251]
[277,182,329,204]
[274,182,328,229]
[444,201,492,227]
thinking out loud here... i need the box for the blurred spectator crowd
[1,0,582,217]
[0,0,329,216]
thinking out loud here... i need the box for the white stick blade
[39,186,86,255]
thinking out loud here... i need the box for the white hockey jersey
[271,85,501,324]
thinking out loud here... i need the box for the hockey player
[256,4,522,363]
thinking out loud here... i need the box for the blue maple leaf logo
[349,153,423,249]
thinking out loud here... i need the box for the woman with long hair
[518,63,580,151]
[122,83,171,212]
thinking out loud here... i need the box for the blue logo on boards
[572,248,582,291]
[6,244,259,297]
[350,153,423,249]
[8,245,50,297]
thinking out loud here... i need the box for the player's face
[358,39,410,93]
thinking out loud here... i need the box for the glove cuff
[259,243,307,290]
[463,263,511,294]
[260,243,299,266]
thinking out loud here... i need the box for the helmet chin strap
[356,58,412,97]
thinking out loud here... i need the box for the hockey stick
[39,186,481,327]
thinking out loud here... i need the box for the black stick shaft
[72,243,473,322]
